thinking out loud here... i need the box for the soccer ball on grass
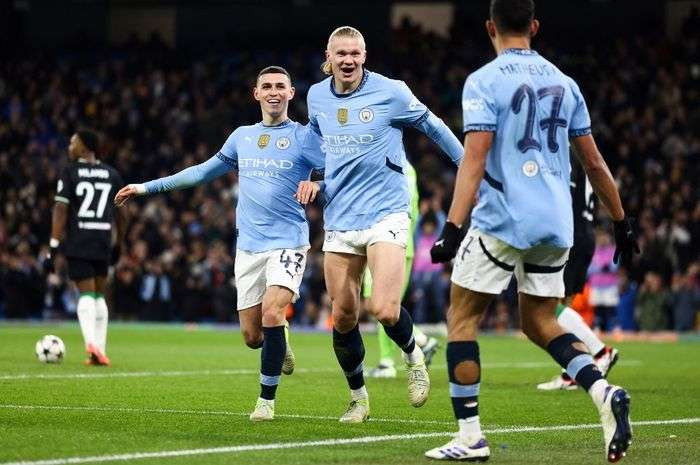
[35,335,65,363]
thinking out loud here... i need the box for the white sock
[589,379,610,410]
[350,386,368,401]
[558,306,605,356]
[458,416,482,441]
[405,345,424,364]
[94,296,109,353]
[413,326,428,347]
[77,294,96,348]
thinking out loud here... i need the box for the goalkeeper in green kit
[364,161,440,378]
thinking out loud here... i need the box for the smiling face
[326,35,366,89]
[253,73,295,121]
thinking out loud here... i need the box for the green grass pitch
[0,323,698,464]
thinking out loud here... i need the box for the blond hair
[321,26,366,75]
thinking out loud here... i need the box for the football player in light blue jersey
[426,1,639,462]
[114,66,325,422]
[305,26,464,422]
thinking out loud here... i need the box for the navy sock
[382,306,416,354]
[259,326,285,400]
[546,333,602,391]
[447,341,480,420]
[333,324,365,390]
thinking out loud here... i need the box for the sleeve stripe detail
[465,124,497,133]
[411,110,430,127]
[215,151,237,168]
[54,196,70,204]
[569,127,591,137]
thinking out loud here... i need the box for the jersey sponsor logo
[359,107,374,123]
[239,158,294,169]
[276,137,290,150]
[77,168,109,179]
[321,134,374,156]
[337,108,348,125]
[522,160,539,177]
[257,134,271,149]
[239,158,294,178]
[462,98,485,111]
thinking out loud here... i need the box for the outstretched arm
[114,153,234,206]
[414,111,464,166]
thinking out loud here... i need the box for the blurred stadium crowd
[1,17,698,331]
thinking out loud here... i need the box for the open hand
[114,184,146,207]
[295,181,320,205]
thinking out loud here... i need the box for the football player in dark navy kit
[45,130,127,366]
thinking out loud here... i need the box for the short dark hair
[257,66,292,84]
[490,0,535,35]
[76,129,99,154]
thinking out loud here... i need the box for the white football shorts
[322,212,409,256]
[451,228,569,298]
[235,246,309,310]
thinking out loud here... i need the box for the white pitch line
[1,417,697,465]
[0,404,454,426]
[0,360,642,381]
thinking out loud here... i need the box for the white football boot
[537,373,578,391]
[404,349,430,407]
[249,398,275,421]
[339,398,370,423]
[367,363,397,378]
[425,435,490,461]
[598,385,632,462]
[282,322,295,375]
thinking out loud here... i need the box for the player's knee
[374,307,400,326]
[261,306,286,327]
[332,308,358,332]
[373,302,400,326]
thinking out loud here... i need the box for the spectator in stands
[411,212,448,323]
[671,263,700,331]
[636,271,672,331]
[588,229,620,331]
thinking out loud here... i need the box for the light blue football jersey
[462,48,591,249]
[145,120,324,253]
[308,70,463,231]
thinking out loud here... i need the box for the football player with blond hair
[304,26,464,422]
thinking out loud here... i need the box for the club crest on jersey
[337,108,348,125]
[258,134,271,149]
[359,108,374,123]
[276,137,290,150]
[522,160,539,177]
